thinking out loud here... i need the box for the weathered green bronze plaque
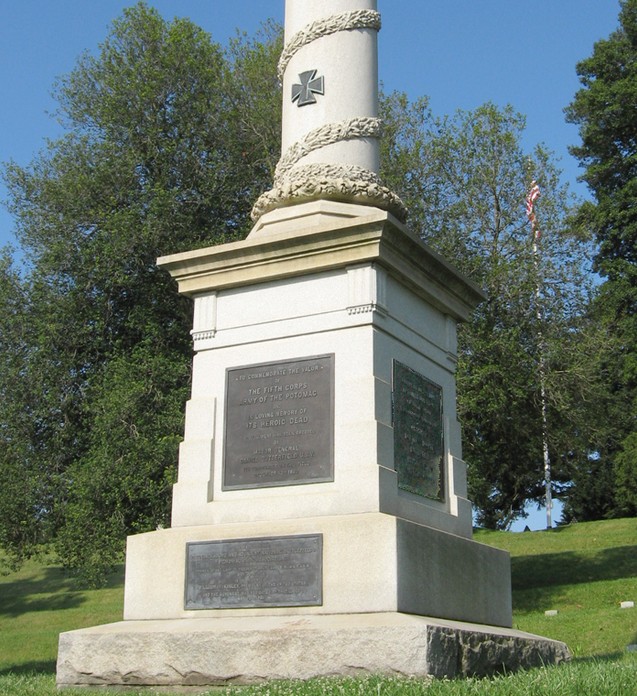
[392,361,445,501]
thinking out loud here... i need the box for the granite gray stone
[57,614,571,688]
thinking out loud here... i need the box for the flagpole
[527,181,552,530]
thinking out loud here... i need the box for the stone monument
[56,0,570,688]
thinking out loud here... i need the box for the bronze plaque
[223,355,334,490]
[185,534,323,609]
[393,361,445,501]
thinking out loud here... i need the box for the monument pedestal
[57,208,570,687]
[123,513,511,626]
[57,614,570,688]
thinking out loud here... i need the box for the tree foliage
[0,1,611,582]
[381,100,598,528]
[0,2,282,583]
[0,252,49,564]
[564,0,637,520]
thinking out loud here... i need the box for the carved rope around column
[275,117,383,180]
[252,162,406,222]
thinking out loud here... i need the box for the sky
[0,0,624,253]
[0,1,624,530]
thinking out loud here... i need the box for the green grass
[0,553,124,675]
[222,660,637,695]
[475,518,637,658]
[0,519,636,694]
[2,658,637,695]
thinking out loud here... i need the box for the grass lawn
[476,518,637,658]
[0,554,124,675]
[1,518,636,694]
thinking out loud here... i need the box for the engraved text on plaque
[224,355,334,489]
[393,361,445,501]
[185,534,323,609]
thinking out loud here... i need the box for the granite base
[57,612,571,689]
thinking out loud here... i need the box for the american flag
[526,180,541,239]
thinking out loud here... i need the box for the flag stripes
[526,180,541,239]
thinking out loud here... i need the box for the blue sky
[0,0,623,255]
[0,1,624,529]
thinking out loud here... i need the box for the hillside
[476,517,637,657]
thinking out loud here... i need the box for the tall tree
[1,3,282,583]
[381,100,598,528]
[0,252,49,566]
[565,0,637,520]
[0,3,604,581]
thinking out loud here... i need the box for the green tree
[0,3,282,582]
[0,1,604,579]
[565,0,637,519]
[0,252,47,566]
[382,100,598,528]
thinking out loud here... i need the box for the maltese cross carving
[292,69,325,107]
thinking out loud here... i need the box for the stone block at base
[123,514,512,627]
[56,613,571,689]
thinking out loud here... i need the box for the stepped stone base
[56,613,571,689]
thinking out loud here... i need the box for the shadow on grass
[571,652,626,664]
[511,545,637,591]
[0,659,57,676]
[0,564,124,618]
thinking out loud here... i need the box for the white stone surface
[158,211,483,321]
[281,0,379,173]
[123,513,511,627]
[57,612,571,688]
[164,214,478,538]
[250,200,380,238]
[60,196,520,688]
[170,299,469,532]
